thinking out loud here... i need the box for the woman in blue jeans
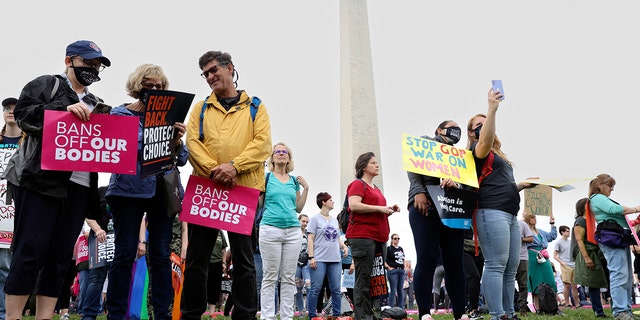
[589,174,640,320]
[408,120,466,320]
[465,89,533,320]
[385,234,405,308]
[105,64,188,320]
[306,192,348,318]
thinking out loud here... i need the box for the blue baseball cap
[66,40,111,67]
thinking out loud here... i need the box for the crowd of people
[2,38,640,320]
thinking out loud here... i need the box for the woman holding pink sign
[105,64,188,320]
[3,40,109,320]
[259,142,309,320]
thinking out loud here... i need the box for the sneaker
[458,315,470,320]
[468,309,483,320]
[60,314,70,320]
[614,312,634,320]
[421,315,434,320]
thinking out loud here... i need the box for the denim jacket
[106,105,188,199]
[527,226,557,250]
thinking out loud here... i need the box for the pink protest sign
[180,175,260,236]
[42,110,138,174]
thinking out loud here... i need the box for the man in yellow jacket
[182,50,272,320]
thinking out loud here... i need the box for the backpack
[536,282,558,315]
[198,95,261,141]
[337,179,366,233]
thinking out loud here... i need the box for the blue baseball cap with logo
[66,40,111,67]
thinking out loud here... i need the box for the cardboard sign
[179,175,260,236]
[42,110,138,174]
[524,185,553,216]
[0,143,18,248]
[426,185,478,229]
[88,231,115,269]
[139,90,194,178]
[522,177,593,192]
[402,133,478,188]
[369,243,388,298]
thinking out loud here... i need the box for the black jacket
[12,74,100,217]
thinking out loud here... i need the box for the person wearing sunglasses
[1,40,109,320]
[103,63,188,320]
[258,142,309,320]
[407,120,470,320]
[182,50,272,320]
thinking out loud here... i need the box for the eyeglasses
[2,106,14,112]
[72,56,106,72]
[200,64,226,79]
[392,237,400,240]
[141,82,164,90]
[274,150,289,155]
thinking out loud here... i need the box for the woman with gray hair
[105,64,188,320]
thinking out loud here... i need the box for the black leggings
[409,206,466,319]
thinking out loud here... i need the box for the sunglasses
[200,64,226,79]
[141,82,164,90]
[274,150,289,155]
[392,237,400,240]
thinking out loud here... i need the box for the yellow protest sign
[401,133,478,188]
[524,185,553,216]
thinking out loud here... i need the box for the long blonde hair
[466,113,513,166]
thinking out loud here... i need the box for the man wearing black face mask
[1,40,110,320]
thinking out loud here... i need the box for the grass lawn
[33,306,631,320]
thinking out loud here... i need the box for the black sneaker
[468,310,483,320]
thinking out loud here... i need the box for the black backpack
[536,282,558,315]
[336,179,366,232]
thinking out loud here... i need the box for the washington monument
[340,0,383,193]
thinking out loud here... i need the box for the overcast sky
[2,1,640,264]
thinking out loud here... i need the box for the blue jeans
[0,248,11,319]
[387,268,405,308]
[76,269,90,314]
[599,243,633,316]
[475,209,520,320]
[307,261,342,317]
[588,287,605,316]
[295,264,311,312]
[80,265,109,320]
[107,195,174,320]
[255,250,263,309]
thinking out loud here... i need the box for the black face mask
[473,124,483,139]
[71,66,101,86]
[442,126,461,145]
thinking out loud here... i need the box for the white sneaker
[421,315,434,320]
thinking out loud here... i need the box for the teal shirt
[261,174,300,228]
[591,193,627,229]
